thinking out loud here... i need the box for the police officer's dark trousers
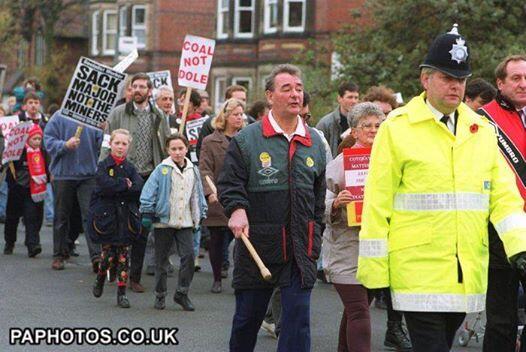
[403,311,465,352]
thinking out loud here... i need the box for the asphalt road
[0,224,483,351]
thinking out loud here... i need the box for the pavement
[0,224,483,351]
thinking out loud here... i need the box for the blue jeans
[229,264,312,352]
[44,186,54,222]
[193,227,201,258]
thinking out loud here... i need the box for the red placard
[343,147,371,225]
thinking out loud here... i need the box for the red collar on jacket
[261,115,312,147]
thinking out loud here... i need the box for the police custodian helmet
[420,24,472,79]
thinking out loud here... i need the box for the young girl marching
[88,129,144,308]
[3,124,48,257]
[140,134,207,311]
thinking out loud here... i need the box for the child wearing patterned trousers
[87,129,144,308]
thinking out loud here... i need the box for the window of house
[217,0,229,39]
[234,0,254,38]
[232,77,252,98]
[132,5,147,49]
[119,6,127,37]
[263,0,278,34]
[35,32,45,66]
[103,10,117,55]
[214,77,227,111]
[91,11,99,55]
[284,0,305,32]
[17,41,28,67]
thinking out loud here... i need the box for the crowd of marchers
[3,25,526,352]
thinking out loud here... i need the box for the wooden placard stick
[74,126,83,139]
[205,175,217,194]
[8,161,15,179]
[205,175,272,281]
[178,86,192,135]
[241,228,272,281]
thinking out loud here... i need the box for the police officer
[356,25,526,352]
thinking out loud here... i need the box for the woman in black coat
[88,129,144,308]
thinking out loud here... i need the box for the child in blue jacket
[140,134,207,311]
[88,129,144,308]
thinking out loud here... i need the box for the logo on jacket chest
[257,151,279,185]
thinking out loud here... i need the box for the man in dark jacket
[218,64,326,352]
[315,81,359,157]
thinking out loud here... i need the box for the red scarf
[26,145,47,202]
[111,154,126,166]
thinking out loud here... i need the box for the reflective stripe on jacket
[356,92,526,313]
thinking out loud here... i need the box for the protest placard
[0,115,20,140]
[177,35,215,134]
[2,121,32,165]
[147,70,173,102]
[186,116,208,146]
[60,57,126,129]
[178,35,215,91]
[343,147,371,226]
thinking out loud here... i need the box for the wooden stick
[205,175,217,194]
[74,126,83,139]
[178,86,192,135]
[206,175,271,281]
[8,161,15,179]
[241,228,272,281]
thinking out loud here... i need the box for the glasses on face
[358,122,382,130]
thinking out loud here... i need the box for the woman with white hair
[323,102,384,352]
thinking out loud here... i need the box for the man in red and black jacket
[218,64,326,352]
[478,55,526,352]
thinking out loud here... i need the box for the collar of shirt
[426,99,455,132]
[133,102,150,113]
[268,110,305,142]
[27,112,42,121]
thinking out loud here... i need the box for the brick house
[89,0,215,91]
[210,0,364,109]
[88,0,362,109]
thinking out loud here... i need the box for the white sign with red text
[177,35,215,90]
[0,115,20,140]
[2,121,32,164]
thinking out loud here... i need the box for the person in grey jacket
[316,82,359,157]
[100,73,170,293]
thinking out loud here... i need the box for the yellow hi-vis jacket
[356,92,526,313]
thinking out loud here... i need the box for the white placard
[0,115,20,139]
[185,116,208,146]
[2,121,32,164]
[60,57,126,129]
[118,36,138,56]
[113,49,139,73]
[177,35,215,90]
[147,70,173,99]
